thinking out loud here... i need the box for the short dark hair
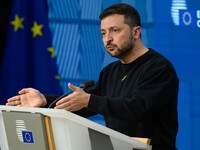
[99,3,141,29]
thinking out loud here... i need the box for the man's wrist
[85,93,91,107]
[41,94,47,107]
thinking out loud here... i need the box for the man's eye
[113,29,118,32]
[101,32,106,36]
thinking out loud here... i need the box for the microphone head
[80,80,94,89]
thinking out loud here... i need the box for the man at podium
[6,4,179,150]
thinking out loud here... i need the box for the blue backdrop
[47,0,200,149]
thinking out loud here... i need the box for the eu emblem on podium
[22,131,34,143]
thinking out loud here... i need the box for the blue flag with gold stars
[0,0,63,104]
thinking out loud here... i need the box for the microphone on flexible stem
[48,80,94,108]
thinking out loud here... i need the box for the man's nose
[105,34,113,42]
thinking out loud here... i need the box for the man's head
[99,3,141,31]
[99,4,141,60]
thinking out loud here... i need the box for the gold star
[55,75,61,80]
[47,47,55,58]
[31,21,43,38]
[10,14,24,32]
[55,75,62,86]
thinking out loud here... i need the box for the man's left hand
[55,83,91,112]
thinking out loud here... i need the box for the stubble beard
[106,34,134,59]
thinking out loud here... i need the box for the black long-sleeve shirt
[45,49,179,150]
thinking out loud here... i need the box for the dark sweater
[45,49,179,150]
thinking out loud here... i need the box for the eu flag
[22,131,34,143]
[0,0,63,104]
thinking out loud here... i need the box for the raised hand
[6,88,47,107]
[55,83,91,112]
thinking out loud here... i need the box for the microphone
[79,80,95,89]
[48,80,94,108]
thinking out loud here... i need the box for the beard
[106,34,134,59]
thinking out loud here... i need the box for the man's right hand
[6,88,47,107]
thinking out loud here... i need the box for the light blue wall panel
[80,0,102,20]
[80,25,103,80]
[48,0,79,19]
[49,23,81,80]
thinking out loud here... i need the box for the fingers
[55,100,72,110]
[55,99,78,112]
[55,93,77,111]
[54,83,89,112]
[56,83,80,106]
[6,101,21,106]
[6,95,21,106]
[55,94,73,106]
[18,88,33,94]
[68,83,79,92]
[7,95,21,102]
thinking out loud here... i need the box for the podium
[0,105,152,150]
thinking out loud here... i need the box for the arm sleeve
[44,93,98,118]
[87,62,179,122]
[43,94,59,108]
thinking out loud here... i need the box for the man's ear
[132,26,141,39]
